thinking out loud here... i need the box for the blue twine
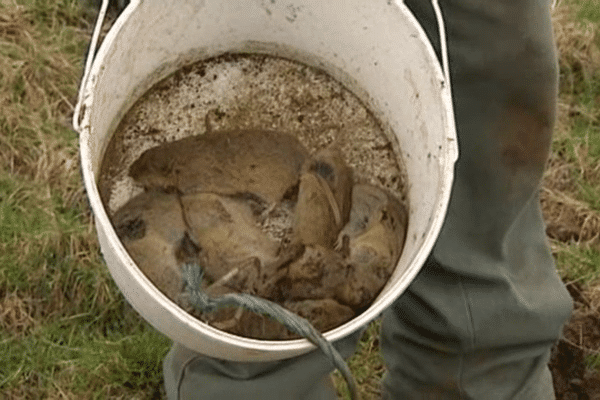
[182,262,359,400]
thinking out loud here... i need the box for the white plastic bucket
[74,0,458,362]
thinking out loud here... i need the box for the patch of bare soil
[550,282,600,400]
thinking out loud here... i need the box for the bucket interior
[77,0,457,362]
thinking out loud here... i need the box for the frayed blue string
[182,262,359,400]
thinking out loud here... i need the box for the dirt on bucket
[99,53,409,340]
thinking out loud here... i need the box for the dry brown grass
[0,0,113,340]
[0,1,166,386]
[544,5,600,396]
[541,2,600,252]
[0,2,85,189]
[553,2,600,94]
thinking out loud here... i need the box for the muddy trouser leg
[162,329,362,400]
[380,0,573,399]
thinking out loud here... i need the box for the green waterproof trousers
[163,0,574,398]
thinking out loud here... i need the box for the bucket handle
[430,0,451,92]
[73,0,109,132]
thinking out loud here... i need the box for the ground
[0,0,599,399]
[549,282,600,400]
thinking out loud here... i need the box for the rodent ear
[129,148,173,179]
[309,160,336,184]
[129,150,154,178]
[306,146,347,184]
[115,216,146,241]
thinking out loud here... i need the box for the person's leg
[163,330,362,400]
[381,0,573,398]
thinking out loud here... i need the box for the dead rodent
[243,298,354,340]
[335,183,408,308]
[111,190,188,301]
[179,191,283,283]
[283,298,354,335]
[304,146,353,224]
[281,245,350,302]
[129,129,309,205]
[337,183,408,257]
[292,146,353,248]
[201,295,354,341]
[284,184,408,310]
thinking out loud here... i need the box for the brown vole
[292,146,353,248]
[335,183,408,308]
[111,190,188,301]
[128,129,309,205]
[179,192,282,283]
[283,184,408,310]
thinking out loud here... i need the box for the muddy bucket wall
[74,0,458,362]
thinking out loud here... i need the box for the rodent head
[129,147,175,183]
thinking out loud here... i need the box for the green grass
[587,354,600,371]
[574,0,600,25]
[549,0,600,271]
[0,1,171,398]
[333,321,385,400]
[0,0,600,398]
[1,318,170,398]
[551,1,600,375]
[555,242,600,283]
